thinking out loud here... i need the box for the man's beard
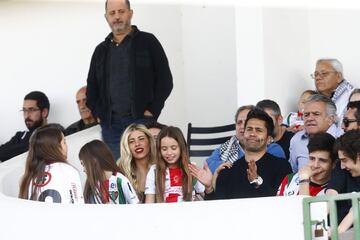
[244,137,267,152]
[25,118,43,132]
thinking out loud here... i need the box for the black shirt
[327,162,360,223]
[276,129,294,160]
[216,152,292,199]
[0,131,32,162]
[108,36,132,118]
[65,120,98,136]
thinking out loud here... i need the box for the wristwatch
[250,176,263,187]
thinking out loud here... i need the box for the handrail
[303,192,360,240]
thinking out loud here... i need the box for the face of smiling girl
[128,130,150,161]
[160,136,181,168]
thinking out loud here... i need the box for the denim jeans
[101,116,154,161]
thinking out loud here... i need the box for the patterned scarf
[332,79,354,102]
[220,136,242,163]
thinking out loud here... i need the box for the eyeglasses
[343,118,360,128]
[20,108,41,114]
[310,71,337,79]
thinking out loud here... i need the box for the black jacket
[65,120,98,136]
[215,153,292,199]
[86,26,173,126]
[0,131,32,162]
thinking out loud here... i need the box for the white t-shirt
[145,164,205,202]
[92,172,139,204]
[28,162,84,204]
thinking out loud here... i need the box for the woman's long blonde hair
[118,124,156,201]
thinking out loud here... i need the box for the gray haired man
[311,58,355,123]
[288,94,342,172]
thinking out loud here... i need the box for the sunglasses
[343,118,360,128]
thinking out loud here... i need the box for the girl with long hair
[118,123,156,203]
[79,140,139,204]
[145,126,205,203]
[19,124,84,203]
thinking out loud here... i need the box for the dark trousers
[101,116,154,161]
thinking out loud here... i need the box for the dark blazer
[86,26,173,126]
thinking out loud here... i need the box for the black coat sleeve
[86,46,102,119]
[214,170,230,200]
[146,34,173,117]
[0,131,29,162]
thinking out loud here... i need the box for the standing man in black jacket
[0,91,50,162]
[86,0,173,160]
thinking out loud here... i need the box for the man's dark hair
[105,0,131,11]
[245,108,275,138]
[347,101,360,123]
[145,121,167,131]
[335,130,360,163]
[234,105,255,123]
[256,99,282,116]
[24,91,50,112]
[307,132,337,163]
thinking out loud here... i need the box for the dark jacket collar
[105,25,139,43]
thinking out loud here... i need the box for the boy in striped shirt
[278,132,336,196]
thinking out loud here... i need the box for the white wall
[181,5,238,126]
[0,1,238,143]
[1,1,360,144]
[308,8,360,86]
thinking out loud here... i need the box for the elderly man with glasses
[311,58,355,124]
[0,91,50,162]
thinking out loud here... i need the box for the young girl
[118,124,157,203]
[19,124,84,204]
[145,126,205,203]
[285,89,317,132]
[79,140,139,204]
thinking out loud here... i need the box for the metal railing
[303,192,360,240]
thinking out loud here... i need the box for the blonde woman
[118,124,156,203]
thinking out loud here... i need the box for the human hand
[214,162,233,176]
[298,165,312,180]
[299,165,321,180]
[144,110,153,117]
[247,160,258,182]
[286,124,304,133]
[188,162,213,189]
[211,162,232,191]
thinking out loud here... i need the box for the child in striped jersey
[277,132,336,196]
[79,140,139,204]
[145,126,205,203]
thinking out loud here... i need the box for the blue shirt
[288,124,341,173]
[206,140,286,173]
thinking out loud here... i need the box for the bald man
[65,86,98,135]
[86,0,173,159]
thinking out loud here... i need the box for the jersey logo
[110,191,119,202]
[33,172,52,187]
[38,189,62,203]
